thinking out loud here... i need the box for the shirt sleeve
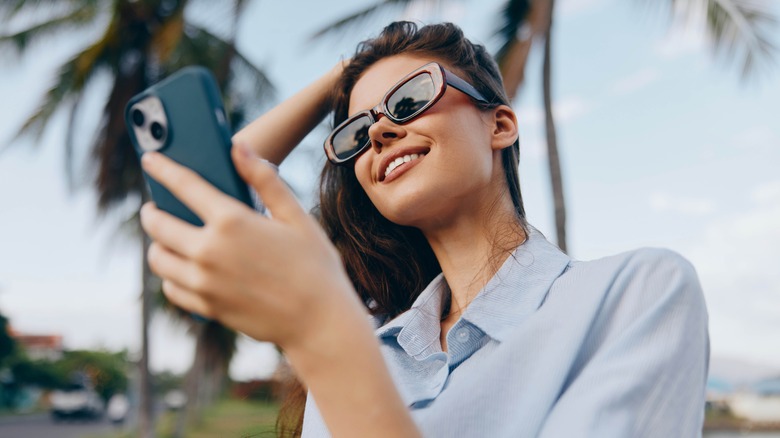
[538,248,710,438]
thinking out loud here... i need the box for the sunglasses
[324,62,489,164]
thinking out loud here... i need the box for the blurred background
[0,0,778,436]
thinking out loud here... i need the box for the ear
[489,105,519,151]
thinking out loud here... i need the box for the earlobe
[490,105,519,151]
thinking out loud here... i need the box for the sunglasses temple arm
[445,72,489,104]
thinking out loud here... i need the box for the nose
[367,113,406,153]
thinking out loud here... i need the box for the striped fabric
[301,226,709,437]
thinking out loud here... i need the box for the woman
[139,22,709,437]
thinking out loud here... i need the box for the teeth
[384,153,424,178]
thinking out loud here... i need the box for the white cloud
[649,192,716,215]
[682,181,780,366]
[517,96,592,125]
[558,0,607,17]
[402,0,466,22]
[653,5,708,59]
[751,180,780,204]
[732,125,780,151]
[611,68,660,96]
[518,134,547,160]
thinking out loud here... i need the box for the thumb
[232,143,305,223]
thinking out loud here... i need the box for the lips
[378,147,430,183]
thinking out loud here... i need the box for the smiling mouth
[384,153,426,180]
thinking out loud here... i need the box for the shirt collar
[375,273,447,357]
[375,225,571,352]
[462,225,571,342]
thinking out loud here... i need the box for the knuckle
[147,243,162,270]
[189,268,212,293]
[213,208,244,233]
[190,240,212,263]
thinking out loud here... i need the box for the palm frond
[705,0,777,78]
[13,34,109,143]
[643,0,779,79]
[0,7,99,53]
[150,7,185,63]
[494,0,533,65]
[0,0,96,18]
[310,0,410,40]
[64,92,83,190]
[176,24,275,100]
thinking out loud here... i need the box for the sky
[0,0,778,381]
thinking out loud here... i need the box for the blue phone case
[125,66,252,226]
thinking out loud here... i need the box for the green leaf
[0,7,99,53]
[310,0,411,40]
[705,0,777,79]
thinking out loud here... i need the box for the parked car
[106,393,130,424]
[50,381,104,421]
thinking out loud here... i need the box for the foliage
[4,349,129,402]
[153,370,185,396]
[57,349,130,401]
[0,313,17,366]
[84,398,279,438]
[0,2,274,432]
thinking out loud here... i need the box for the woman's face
[350,54,507,231]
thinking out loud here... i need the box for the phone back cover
[126,67,252,226]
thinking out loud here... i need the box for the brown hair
[276,21,525,437]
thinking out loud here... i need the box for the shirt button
[456,329,470,342]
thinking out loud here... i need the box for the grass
[86,398,279,438]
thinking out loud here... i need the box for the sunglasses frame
[324,62,489,164]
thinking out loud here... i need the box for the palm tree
[0,1,272,436]
[314,0,777,252]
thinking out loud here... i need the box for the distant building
[8,327,63,361]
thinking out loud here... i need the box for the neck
[422,195,526,320]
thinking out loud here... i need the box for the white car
[50,383,104,421]
[107,393,130,424]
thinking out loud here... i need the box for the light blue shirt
[301,226,709,437]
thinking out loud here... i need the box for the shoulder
[566,247,701,295]
[556,248,707,326]
[569,246,696,277]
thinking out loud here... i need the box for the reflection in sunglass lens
[387,73,435,120]
[333,114,373,160]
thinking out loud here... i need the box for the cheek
[353,152,373,191]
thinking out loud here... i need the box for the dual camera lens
[132,108,166,141]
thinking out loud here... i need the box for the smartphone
[125,66,253,226]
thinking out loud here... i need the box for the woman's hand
[139,144,358,350]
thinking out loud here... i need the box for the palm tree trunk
[139,190,157,438]
[498,0,551,100]
[173,323,204,438]
[173,321,235,438]
[542,0,567,253]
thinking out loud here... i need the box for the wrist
[283,292,372,378]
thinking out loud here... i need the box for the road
[0,413,120,438]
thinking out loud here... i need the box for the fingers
[148,241,205,292]
[140,202,201,258]
[161,279,214,319]
[141,151,242,223]
[232,143,307,224]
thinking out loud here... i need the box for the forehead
[348,54,440,115]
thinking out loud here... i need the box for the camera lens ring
[150,122,166,141]
[131,108,145,127]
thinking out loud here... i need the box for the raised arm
[231,61,345,165]
[140,127,421,437]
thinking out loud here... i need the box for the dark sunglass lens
[332,115,373,160]
[387,73,435,120]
